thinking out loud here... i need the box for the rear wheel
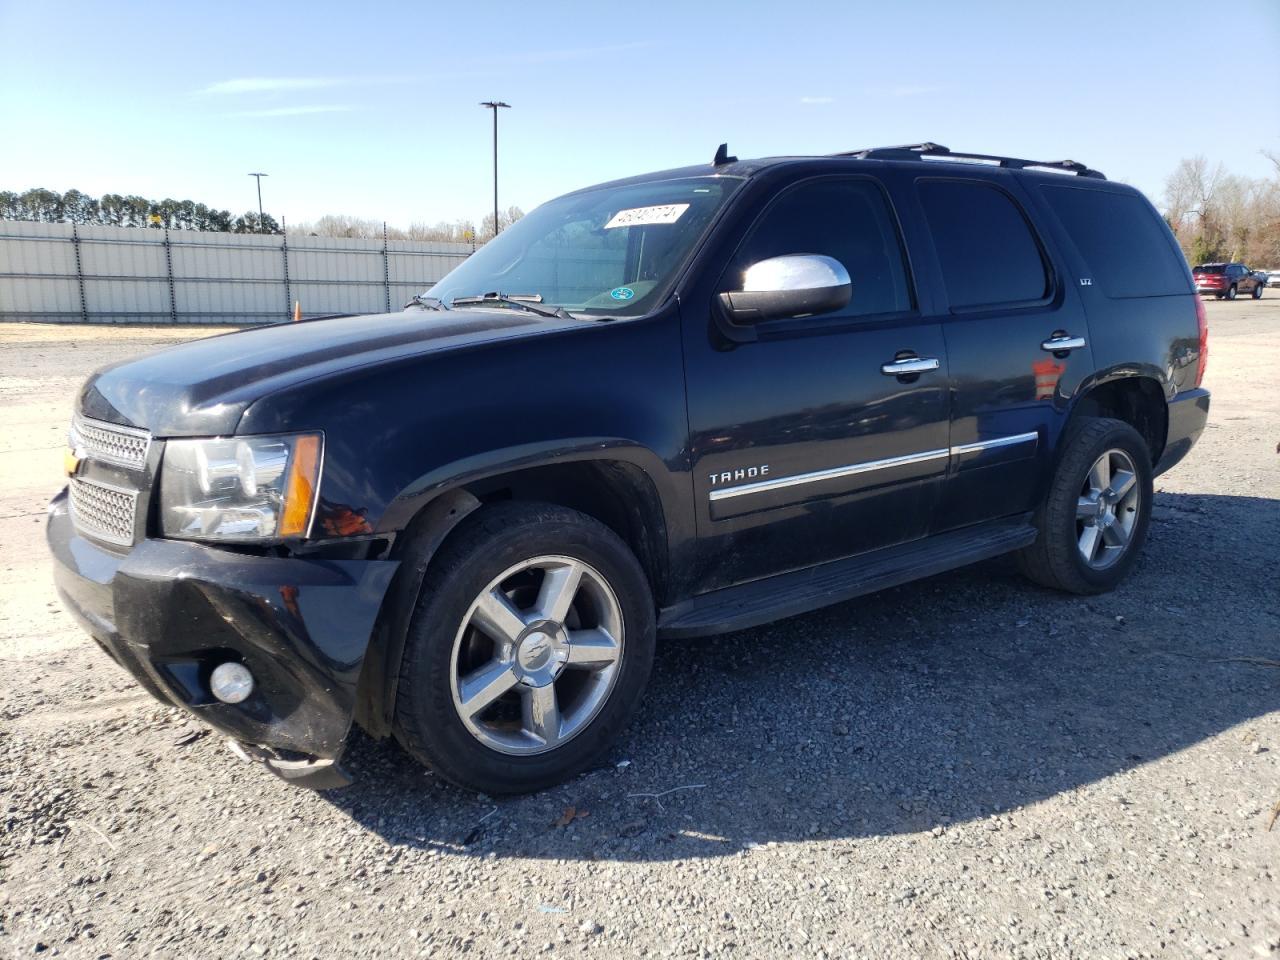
[1225,284,1238,300]
[1017,418,1153,595]
[393,501,655,794]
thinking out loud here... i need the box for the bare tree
[1164,155,1280,266]
[296,215,383,239]
[1164,156,1226,231]
[403,219,478,243]
[479,205,525,242]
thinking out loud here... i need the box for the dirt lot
[1,303,1278,960]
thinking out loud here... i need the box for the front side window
[918,179,1050,310]
[426,177,741,317]
[728,178,912,318]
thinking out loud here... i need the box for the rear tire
[1225,284,1238,300]
[393,501,655,794]
[1017,418,1153,595]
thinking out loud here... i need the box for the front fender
[354,442,679,737]
[375,437,679,532]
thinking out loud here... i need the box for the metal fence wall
[0,221,474,324]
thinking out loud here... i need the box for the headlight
[159,433,322,542]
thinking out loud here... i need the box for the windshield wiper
[404,293,449,310]
[451,292,572,319]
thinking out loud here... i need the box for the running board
[658,519,1036,639]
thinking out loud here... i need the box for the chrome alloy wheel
[449,555,624,755]
[1075,448,1141,570]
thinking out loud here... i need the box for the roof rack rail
[834,142,1106,179]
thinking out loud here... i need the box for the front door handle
[880,356,940,376]
[1041,334,1087,353]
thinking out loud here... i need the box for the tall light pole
[478,101,510,238]
[247,172,268,221]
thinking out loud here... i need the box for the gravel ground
[1,303,1278,960]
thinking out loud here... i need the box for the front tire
[393,501,655,794]
[1253,283,1264,299]
[1017,418,1153,595]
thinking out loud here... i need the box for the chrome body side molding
[949,431,1039,457]
[708,448,949,502]
[708,431,1040,502]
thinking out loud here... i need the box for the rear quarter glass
[1040,185,1190,298]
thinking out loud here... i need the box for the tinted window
[1194,264,1224,275]
[733,179,912,317]
[1043,185,1189,298]
[918,180,1049,309]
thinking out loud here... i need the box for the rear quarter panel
[1017,174,1203,405]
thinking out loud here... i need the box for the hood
[79,308,579,436]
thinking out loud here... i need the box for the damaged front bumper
[46,490,398,788]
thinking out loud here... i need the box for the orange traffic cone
[293,301,301,322]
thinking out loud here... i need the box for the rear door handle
[1041,334,1086,353]
[880,356,940,376]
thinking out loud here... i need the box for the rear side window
[1042,185,1189,298]
[917,179,1049,309]
[733,178,912,317]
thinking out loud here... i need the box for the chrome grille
[70,415,151,470]
[70,476,138,546]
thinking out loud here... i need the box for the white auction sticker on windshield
[604,203,690,229]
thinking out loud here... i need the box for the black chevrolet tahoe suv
[48,143,1210,794]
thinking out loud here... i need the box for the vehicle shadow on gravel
[326,491,1280,862]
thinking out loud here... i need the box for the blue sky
[2,0,1277,228]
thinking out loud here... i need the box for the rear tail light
[1194,294,1208,387]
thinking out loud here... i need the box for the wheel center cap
[518,632,554,671]
[515,625,569,687]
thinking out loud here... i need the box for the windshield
[426,176,742,316]
[1193,265,1224,274]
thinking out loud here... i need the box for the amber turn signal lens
[278,434,322,537]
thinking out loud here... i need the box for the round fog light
[210,662,254,704]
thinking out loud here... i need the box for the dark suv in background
[1193,262,1264,299]
[49,143,1210,794]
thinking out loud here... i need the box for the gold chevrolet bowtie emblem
[64,448,82,477]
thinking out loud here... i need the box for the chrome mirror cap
[719,254,852,325]
[742,254,851,293]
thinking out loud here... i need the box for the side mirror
[717,254,852,325]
